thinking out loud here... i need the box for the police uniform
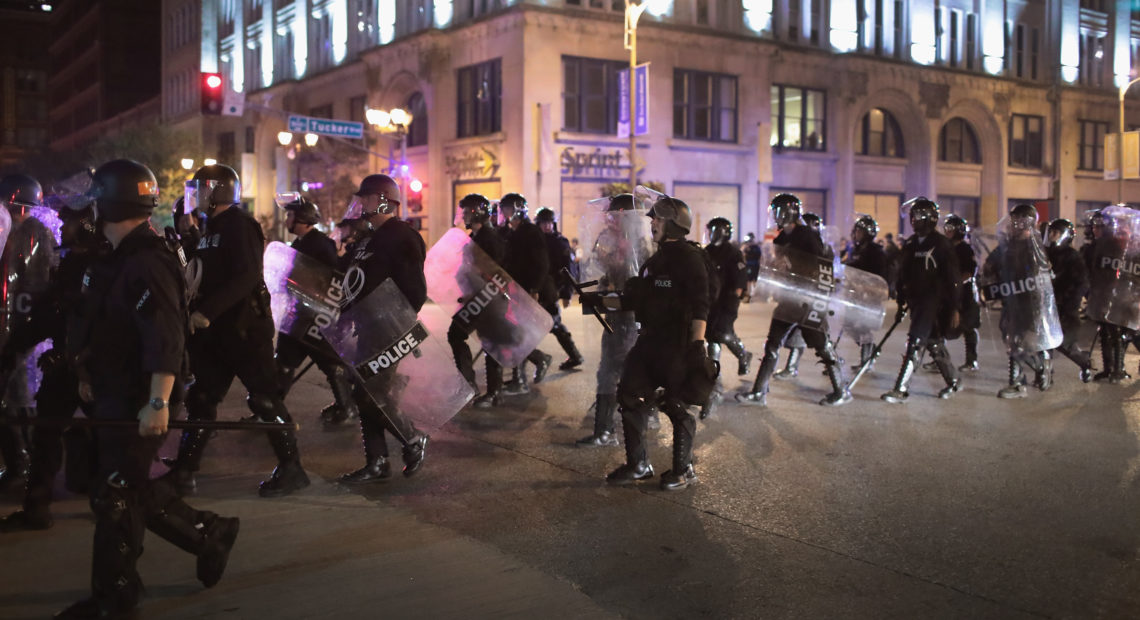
[984,236,1052,397]
[952,238,981,369]
[447,223,508,402]
[542,223,584,370]
[705,239,751,375]
[503,217,554,386]
[169,200,309,497]
[843,235,888,367]
[340,215,429,480]
[1087,231,1131,382]
[1047,241,1091,375]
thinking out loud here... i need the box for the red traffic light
[204,73,222,90]
[201,72,224,115]
[409,178,423,193]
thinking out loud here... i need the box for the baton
[289,359,317,387]
[560,267,614,334]
[0,417,300,432]
[843,309,907,392]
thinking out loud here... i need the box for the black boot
[725,337,752,376]
[401,433,430,477]
[736,347,779,406]
[606,410,653,485]
[660,405,697,492]
[322,368,360,428]
[258,429,310,498]
[818,340,852,406]
[160,429,211,496]
[473,361,504,408]
[1112,331,1132,383]
[997,357,1027,398]
[502,367,530,395]
[774,347,802,380]
[530,350,553,383]
[577,394,619,447]
[1094,326,1116,382]
[881,338,921,404]
[1033,351,1053,391]
[851,342,875,373]
[554,326,584,370]
[928,341,961,399]
[959,329,980,371]
[148,502,239,589]
[338,456,392,483]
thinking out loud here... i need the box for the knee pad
[246,393,280,421]
[92,473,132,522]
[616,390,645,414]
[447,322,468,345]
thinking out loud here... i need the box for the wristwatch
[148,397,168,411]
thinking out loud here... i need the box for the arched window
[939,118,981,163]
[406,92,428,147]
[858,108,904,157]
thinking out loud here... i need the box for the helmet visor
[275,191,301,210]
[185,179,218,212]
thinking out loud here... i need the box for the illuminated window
[1078,120,1108,171]
[770,85,825,151]
[674,69,738,143]
[1079,31,1106,88]
[1009,114,1044,169]
[858,109,904,157]
[939,118,980,164]
[562,56,626,135]
[457,59,501,138]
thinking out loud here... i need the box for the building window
[939,118,980,163]
[352,0,377,52]
[858,108,904,157]
[245,42,262,92]
[786,0,822,45]
[457,59,502,138]
[674,70,737,142]
[1079,120,1108,171]
[311,13,333,72]
[1009,114,1044,169]
[406,92,428,147]
[348,95,367,123]
[770,84,825,151]
[562,56,625,134]
[965,13,976,70]
[565,0,624,10]
[1080,31,1107,87]
[218,132,236,166]
[1080,0,1107,11]
[1010,23,1041,80]
[246,0,263,23]
[274,28,294,83]
[465,0,506,18]
[245,126,256,153]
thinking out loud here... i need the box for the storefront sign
[560,147,630,179]
[445,145,500,179]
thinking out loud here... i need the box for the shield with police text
[424,227,554,368]
[1086,205,1140,330]
[757,244,889,334]
[979,217,1064,354]
[578,199,654,292]
[321,278,475,427]
[263,241,344,353]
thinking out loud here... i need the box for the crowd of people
[0,159,1131,618]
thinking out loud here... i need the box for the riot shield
[979,217,1064,354]
[0,215,58,405]
[263,241,344,352]
[577,199,653,292]
[757,244,888,333]
[1085,205,1140,330]
[424,227,554,368]
[321,278,475,428]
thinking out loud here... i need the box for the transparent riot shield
[424,227,554,368]
[757,244,888,333]
[577,198,653,292]
[321,278,475,428]
[263,241,344,352]
[0,214,58,405]
[1085,205,1140,330]
[979,217,1064,354]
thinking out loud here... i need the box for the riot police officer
[0,198,107,531]
[940,215,981,372]
[737,194,851,407]
[845,214,887,370]
[773,212,832,379]
[0,172,52,492]
[535,207,584,371]
[448,193,509,407]
[163,163,309,497]
[700,217,751,418]
[338,173,429,482]
[1086,208,1132,383]
[56,159,238,619]
[585,195,710,491]
[1045,218,1092,381]
[881,198,962,403]
[498,193,554,393]
[272,194,359,428]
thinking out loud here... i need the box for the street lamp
[181,158,194,170]
[1119,77,1140,204]
[367,106,415,210]
[304,133,319,147]
[624,1,667,192]
[203,158,217,166]
[277,131,293,147]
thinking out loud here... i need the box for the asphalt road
[1,301,1138,619]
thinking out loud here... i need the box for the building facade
[166,0,1140,243]
[0,2,52,171]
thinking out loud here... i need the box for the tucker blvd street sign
[287,115,365,139]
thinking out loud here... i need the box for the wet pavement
[1,301,1138,619]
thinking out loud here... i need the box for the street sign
[287,114,365,139]
[617,63,650,139]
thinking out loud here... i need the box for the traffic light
[201,72,223,115]
[407,179,423,213]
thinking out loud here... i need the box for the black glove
[894,303,908,323]
[680,340,719,406]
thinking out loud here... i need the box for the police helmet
[459,193,491,228]
[499,193,529,222]
[769,193,802,228]
[1084,209,1102,240]
[187,164,241,213]
[706,217,733,245]
[607,193,635,212]
[284,195,321,226]
[853,214,879,239]
[1009,203,1039,233]
[350,174,401,216]
[802,213,822,231]
[905,197,939,235]
[89,159,159,223]
[943,214,970,241]
[535,207,556,224]
[1046,218,1075,248]
[647,196,692,237]
[0,174,43,217]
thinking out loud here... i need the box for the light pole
[1119,77,1140,204]
[624,0,650,194]
[366,106,413,213]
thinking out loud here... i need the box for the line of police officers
[0,157,1132,617]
